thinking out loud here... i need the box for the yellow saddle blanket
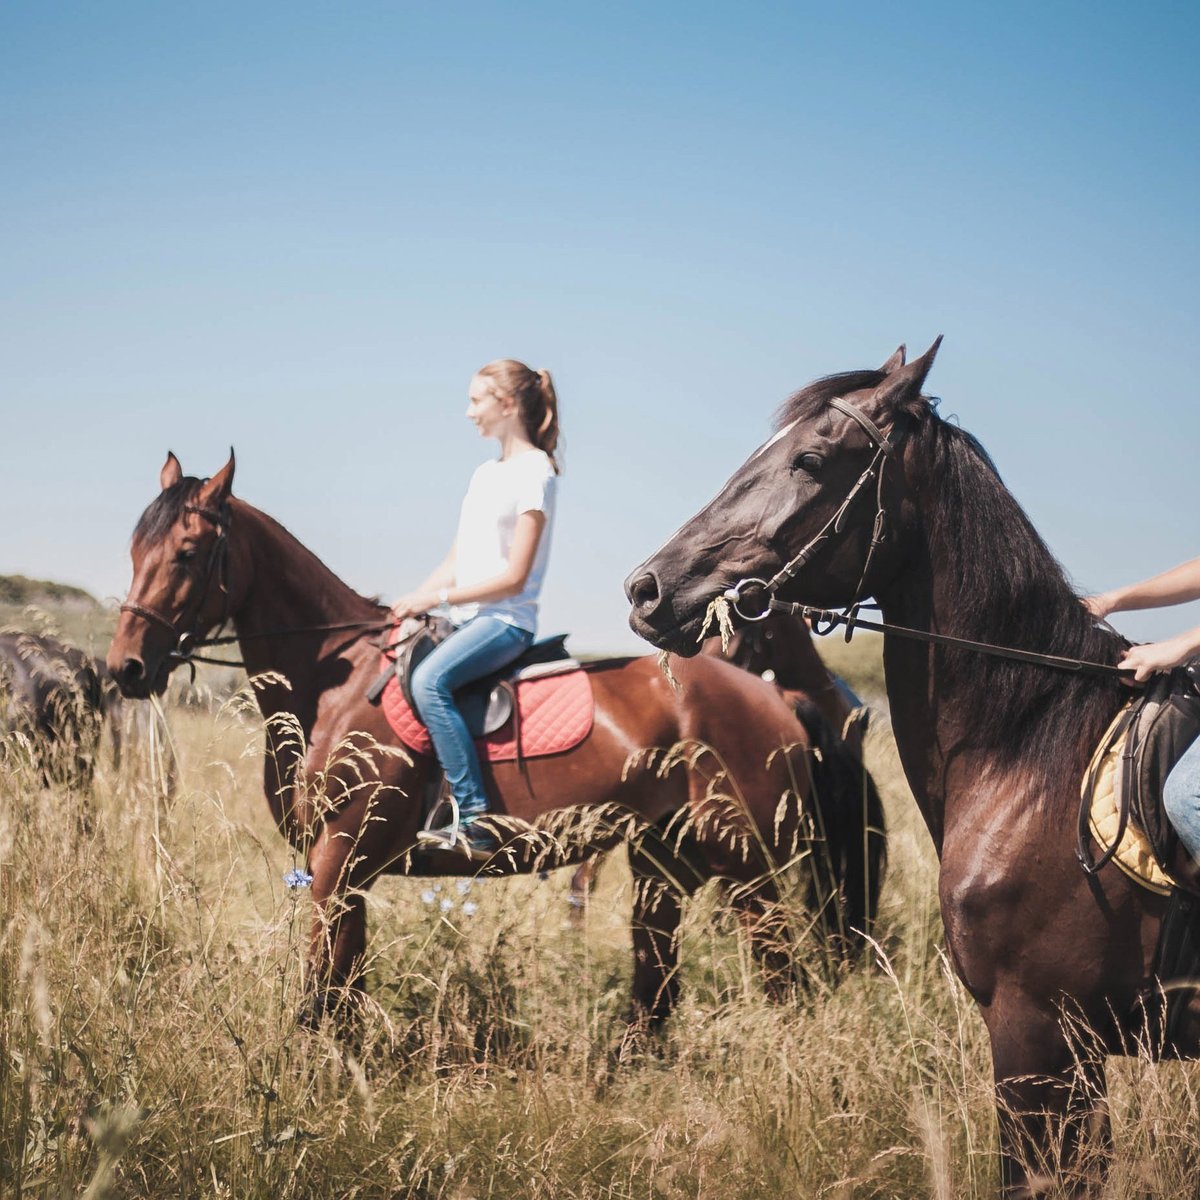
[1085,704,1177,895]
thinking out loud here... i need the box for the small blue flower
[439,897,454,913]
[420,889,437,906]
[462,900,478,917]
[283,868,313,890]
[455,879,472,896]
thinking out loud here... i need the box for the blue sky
[2,1,1197,651]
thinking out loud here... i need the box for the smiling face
[625,342,940,655]
[466,374,522,441]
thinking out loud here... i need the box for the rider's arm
[1086,556,1200,619]
[391,543,457,618]
[392,512,546,618]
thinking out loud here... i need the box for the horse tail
[791,696,886,958]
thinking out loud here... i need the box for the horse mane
[132,476,387,618]
[900,401,1128,773]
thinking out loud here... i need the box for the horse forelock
[133,477,204,546]
[772,369,887,432]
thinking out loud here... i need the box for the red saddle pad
[379,646,594,762]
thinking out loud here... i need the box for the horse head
[626,340,941,655]
[108,451,241,697]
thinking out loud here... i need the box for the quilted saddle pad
[379,658,594,763]
[1086,704,1177,896]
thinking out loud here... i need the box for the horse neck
[227,500,381,711]
[873,433,1122,851]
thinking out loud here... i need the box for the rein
[720,395,1131,684]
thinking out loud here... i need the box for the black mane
[133,477,204,544]
[902,402,1127,775]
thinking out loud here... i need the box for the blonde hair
[477,358,561,473]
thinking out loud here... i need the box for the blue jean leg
[1163,734,1200,864]
[409,616,534,821]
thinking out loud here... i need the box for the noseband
[724,397,897,624]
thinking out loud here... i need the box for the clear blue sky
[2,1,1197,651]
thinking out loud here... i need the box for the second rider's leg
[1163,735,1200,865]
[410,616,533,853]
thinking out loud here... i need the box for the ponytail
[477,359,562,473]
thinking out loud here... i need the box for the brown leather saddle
[366,615,574,737]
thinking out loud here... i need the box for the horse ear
[880,345,907,374]
[199,448,236,507]
[872,336,942,411]
[159,452,183,491]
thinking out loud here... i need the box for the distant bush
[0,574,99,609]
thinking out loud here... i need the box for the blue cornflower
[455,879,472,896]
[420,889,437,906]
[283,867,313,890]
[462,900,478,917]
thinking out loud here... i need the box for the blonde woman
[391,360,561,860]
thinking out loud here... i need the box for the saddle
[367,615,581,738]
[1079,660,1200,895]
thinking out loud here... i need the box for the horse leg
[298,801,374,1031]
[729,881,799,999]
[624,826,706,1036]
[989,1006,1110,1197]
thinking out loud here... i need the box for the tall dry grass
[1,634,1199,1197]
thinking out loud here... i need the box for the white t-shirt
[451,448,557,634]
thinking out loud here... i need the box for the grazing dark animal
[107,452,883,1035]
[626,341,1193,1194]
[0,632,116,787]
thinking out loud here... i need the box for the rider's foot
[417,818,500,862]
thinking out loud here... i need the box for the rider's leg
[1163,735,1200,864]
[410,615,533,828]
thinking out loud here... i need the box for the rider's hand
[1082,593,1115,620]
[390,592,438,622]
[1118,636,1193,683]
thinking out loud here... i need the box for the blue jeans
[409,616,533,821]
[1164,735,1200,864]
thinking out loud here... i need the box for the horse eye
[791,451,823,474]
[174,548,196,566]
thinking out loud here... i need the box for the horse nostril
[629,572,661,611]
[121,657,145,684]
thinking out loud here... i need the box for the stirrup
[420,790,461,839]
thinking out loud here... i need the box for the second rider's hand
[390,592,439,622]
[1118,636,1193,684]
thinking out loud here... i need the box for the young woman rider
[1085,556,1200,865]
[390,359,560,860]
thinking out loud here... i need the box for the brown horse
[704,611,870,761]
[625,341,1196,1193]
[107,452,876,1032]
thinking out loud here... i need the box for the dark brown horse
[107,452,876,1032]
[704,611,869,761]
[626,341,1195,1193]
[0,631,120,787]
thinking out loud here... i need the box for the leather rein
[721,397,1131,683]
[119,502,391,677]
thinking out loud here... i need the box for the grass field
[2,610,1200,1197]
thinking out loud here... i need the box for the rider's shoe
[417,817,500,862]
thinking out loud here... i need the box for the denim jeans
[409,616,534,821]
[1164,734,1200,864]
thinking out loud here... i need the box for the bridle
[119,502,235,673]
[119,500,393,678]
[721,397,1131,682]
[723,396,897,628]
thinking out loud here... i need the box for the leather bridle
[720,397,1131,682]
[723,396,897,627]
[119,501,234,674]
